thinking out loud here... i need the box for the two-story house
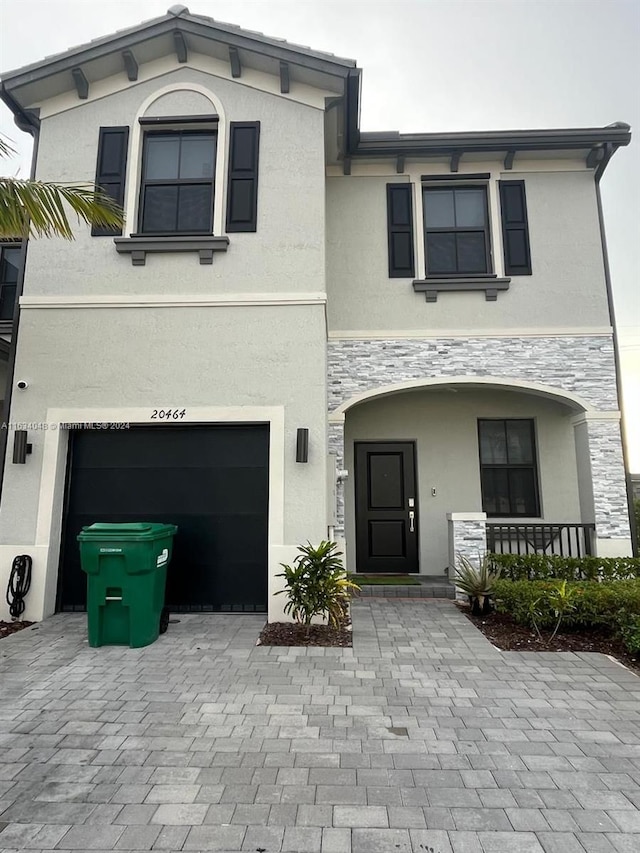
[0,6,633,624]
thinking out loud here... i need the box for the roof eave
[0,83,40,135]
[352,124,632,159]
[0,13,356,97]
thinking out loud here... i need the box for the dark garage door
[58,425,269,613]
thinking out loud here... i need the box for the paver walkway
[0,599,638,853]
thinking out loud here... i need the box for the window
[0,245,21,322]
[423,186,491,276]
[478,419,540,517]
[138,131,216,234]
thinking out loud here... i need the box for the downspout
[0,84,40,503]
[594,142,638,555]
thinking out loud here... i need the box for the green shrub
[276,541,359,629]
[488,554,640,583]
[618,614,640,655]
[493,579,640,645]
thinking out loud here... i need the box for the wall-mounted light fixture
[296,428,309,463]
[12,430,33,464]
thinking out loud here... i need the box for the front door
[354,442,419,573]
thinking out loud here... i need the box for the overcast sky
[1,0,639,466]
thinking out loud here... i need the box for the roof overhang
[0,5,361,157]
[350,123,631,176]
[1,6,357,99]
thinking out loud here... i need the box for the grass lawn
[349,574,422,586]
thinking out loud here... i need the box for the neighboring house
[0,5,633,623]
[631,474,640,502]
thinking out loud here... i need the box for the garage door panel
[69,468,268,516]
[58,426,269,613]
[73,426,270,470]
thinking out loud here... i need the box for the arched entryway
[329,376,630,573]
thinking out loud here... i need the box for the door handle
[409,511,415,533]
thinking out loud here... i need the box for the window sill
[413,276,511,302]
[114,235,230,266]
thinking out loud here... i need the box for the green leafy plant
[493,579,640,650]
[546,580,578,640]
[276,541,360,631]
[618,613,640,655]
[1,133,124,239]
[455,553,502,616]
[487,553,640,583]
[527,595,545,641]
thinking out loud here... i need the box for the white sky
[1,0,639,467]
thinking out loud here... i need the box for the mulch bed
[460,605,639,674]
[0,620,34,640]
[258,621,352,647]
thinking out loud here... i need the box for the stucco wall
[343,388,582,574]
[326,169,611,332]
[0,303,327,548]
[25,66,326,297]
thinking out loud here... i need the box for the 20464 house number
[151,409,187,420]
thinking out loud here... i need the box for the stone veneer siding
[449,517,488,599]
[328,336,619,412]
[328,335,630,543]
[584,419,631,539]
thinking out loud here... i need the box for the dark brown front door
[354,442,419,573]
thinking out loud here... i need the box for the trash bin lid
[78,522,178,540]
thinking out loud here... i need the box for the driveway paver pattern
[0,599,638,852]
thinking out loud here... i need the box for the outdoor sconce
[296,428,309,463]
[12,430,33,464]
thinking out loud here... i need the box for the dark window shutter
[499,180,531,275]
[92,127,129,237]
[386,184,415,278]
[226,122,260,233]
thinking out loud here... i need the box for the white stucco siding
[343,389,582,574]
[326,169,611,332]
[25,67,326,296]
[0,303,327,549]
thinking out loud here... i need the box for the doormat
[350,574,421,586]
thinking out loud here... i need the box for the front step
[355,577,456,600]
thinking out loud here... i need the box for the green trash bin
[77,522,178,648]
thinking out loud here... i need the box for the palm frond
[0,135,16,159]
[0,178,124,240]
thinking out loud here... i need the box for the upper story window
[94,117,260,263]
[139,131,217,234]
[0,244,21,322]
[387,177,532,297]
[423,186,491,276]
[478,418,540,517]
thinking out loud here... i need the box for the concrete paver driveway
[0,599,638,853]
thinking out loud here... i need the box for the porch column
[448,512,488,576]
[572,413,632,556]
[328,417,345,538]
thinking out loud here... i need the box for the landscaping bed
[461,605,639,674]
[0,620,33,640]
[258,621,352,647]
